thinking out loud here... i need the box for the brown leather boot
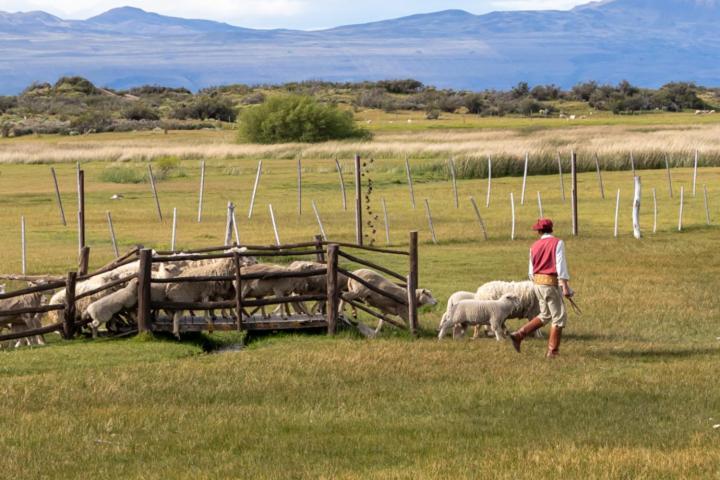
[510,317,544,353]
[546,326,563,358]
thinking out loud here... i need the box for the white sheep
[82,279,139,329]
[438,294,519,341]
[473,280,541,339]
[0,290,46,348]
[240,263,311,318]
[438,291,475,331]
[165,258,236,337]
[343,269,437,333]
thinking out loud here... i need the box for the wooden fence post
[354,154,363,245]
[678,186,685,232]
[20,216,26,275]
[632,176,642,240]
[423,199,437,244]
[77,169,85,256]
[311,200,327,241]
[692,150,699,197]
[486,156,493,207]
[704,185,711,225]
[326,244,339,335]
[268,204,281,246]
[557,152,566,202]
[614,189,621,238]
[521,152,529,205]
[197,160,205,222]
[665,154,673,198]
[381,197,391,245]
[234,252,243,332]
[652,188,658,234]
[571,151,578,236]
[107,211,119,258]
[225,201,235,246]
[594,153,605,200]
[78,246,90,276]
[405,156,416,209]
[137,249,152,334]
[170,208,177,251]
[148,164,163,222]
[297,157,302,216]
[314,235,325,263]
[537,191,544,218]
[469,197,488,241]
[232,209,240,245]
[335,158,347,211]
[449,157,459,208]
[630,152,636,177]
[408,231,419,335]
[50,167,67,226]
[248,160,262,219]
[62,271,77,339]
[510,192,516,240]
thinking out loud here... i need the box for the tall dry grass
[2,125,720,170]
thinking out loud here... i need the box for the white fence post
[614,189,621,238]
[510,192,516,241]
[521,152,529,205]
[248,160,262,219]
[632,176,642,240]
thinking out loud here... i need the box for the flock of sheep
[1,245,541,346]
[437,281,542,340]
[0,249,441,345]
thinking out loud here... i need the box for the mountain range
[1,0,719,95]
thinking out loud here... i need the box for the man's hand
[560,280,573,298]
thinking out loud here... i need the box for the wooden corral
[0,233,421,344]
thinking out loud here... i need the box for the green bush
[69,111,113,133]
[122,102,160,121]
[99,166,146,184]
[172,95,237,122]
[239,95,371,144]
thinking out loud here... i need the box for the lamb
[438,291,475,331]
[472,280,541,339]
[438,294,520,341]
[0,290,46,348]
[82,279,139,329]
[343,268,437,333]
[165,258,236,337]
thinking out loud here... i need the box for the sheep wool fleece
[533,285,567,328]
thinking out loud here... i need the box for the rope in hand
[566,296,583,316]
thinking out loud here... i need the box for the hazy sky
[0,0,592,29]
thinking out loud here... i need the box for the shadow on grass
[605,347,718,360]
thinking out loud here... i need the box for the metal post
[107,211,119,258]
[78,170,85,256]
[148,165,163,222]
[197,160,205,222]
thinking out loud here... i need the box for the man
[510,218,573,358]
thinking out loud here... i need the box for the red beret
[532,218,554,231]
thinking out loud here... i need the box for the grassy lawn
[0,133,719,478]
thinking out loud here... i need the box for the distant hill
[1,0,719,94]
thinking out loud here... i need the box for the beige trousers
[533,284,567,328]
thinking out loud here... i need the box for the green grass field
[0,129,719,479]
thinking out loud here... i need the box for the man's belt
[533,274,559,286]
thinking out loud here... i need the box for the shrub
[70,111,113,133]
[154,156,186,179]
[172,95,237,122]
[239,95,371,144]
[53,76,98,96]
[425,108,441,120]
[99,166,146,184]
[122,102,160,121]
[0,96,17,113]
[376,79,424,94]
